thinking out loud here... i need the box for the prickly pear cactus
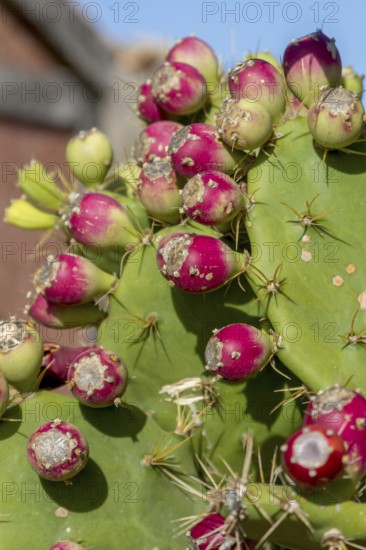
[246,116,366,391]
[2,30,366,550]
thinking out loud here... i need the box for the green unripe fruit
[18,160,64,210]
[215,98,273,151]
[244,49,281,70]
[66,128,113,188]
[0,319,43,392]
[341,66,364,99]
[308,87,365,149]
[4,199,57,230]
[0,371,9,417]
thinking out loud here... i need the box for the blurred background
[0,0,365,336]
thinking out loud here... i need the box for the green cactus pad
[0,391,204,549]
[98,226,302,475]
[246,116,366,393]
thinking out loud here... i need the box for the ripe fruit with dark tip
[283,30,342,107]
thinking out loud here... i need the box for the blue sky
[79,0,365,75]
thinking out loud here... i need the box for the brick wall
[0,5,73,345]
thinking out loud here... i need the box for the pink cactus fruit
[228,58,286,121]
[138,158,182,224]
[151,61,207,115]
[26,292,106,329]
[41,344,98,388]
[205,323,273,381]
[166,36,219,83]
[67,347,128,407]
[281,424,346,488]
[27,419,89,481]
[48,542,85,550]
[168,123,242,179]
[188,513,229,549]
[181,171,244,226]
[63,192,139,250]
[137,79,167,123]
[283,30,342,107]
[156,232,248,293]
[33,253,117,306]
[304,385,366,477]
[133,120,183,164]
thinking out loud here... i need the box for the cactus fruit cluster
[2,30,366,549]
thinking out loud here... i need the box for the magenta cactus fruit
[63,192,139,250]
[33,253,117,306]
[304,386,366,477]
[215,98,273,151]
[137,158,182,224]
[188,513,227,549]
[281,425,346,488]
[65,128,113,188]
[151,61,206,116]
[0,318,43,392]
[0,371,9,417]
[283,30,342,107]
[67,348,128,408]
[156,232,248,293]
[168,123,242,178]
[228,58,286,121]
[307,86,365,149]
[205,323,273,381]
[27,419,89,481]
[26,292,106,328]
[181,171,244,225]
[41,345,98,387]
[137,79,167,123]
[48,542,85,550]
[166,36,219,83]
[133,120,183,164]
